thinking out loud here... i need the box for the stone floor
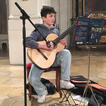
[0,47,106,106]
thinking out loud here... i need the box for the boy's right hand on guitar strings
[38,41,54,51]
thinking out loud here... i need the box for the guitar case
[70,75,106,105]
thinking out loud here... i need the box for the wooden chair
[26,63,62,100]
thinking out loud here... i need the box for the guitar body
[27,33,65,69]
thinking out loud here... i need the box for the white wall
[58,0,73,48]
[51,0,73,48]
[8,0,43,64]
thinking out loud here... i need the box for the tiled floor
[0,47,106,106]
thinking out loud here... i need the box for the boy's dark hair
[41,6,56,17]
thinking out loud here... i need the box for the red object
[75,36,79,41]
[26,63,32,69]
[78,21,81,26]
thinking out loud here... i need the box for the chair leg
[26,68,32,100]
[56,69,62,97]
[28,83,32,101]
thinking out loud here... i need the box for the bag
[41,78,57,95]
[70,75,106,105]
[88,93,103,106]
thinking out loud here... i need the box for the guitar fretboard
[53,22,76,45]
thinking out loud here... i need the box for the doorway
[0,0,8,57]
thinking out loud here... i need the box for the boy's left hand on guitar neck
[60,39,67,46]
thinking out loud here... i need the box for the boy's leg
[53,49,75,89]
[28,64,47,96]
[53,49,71,80]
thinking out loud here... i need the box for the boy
[26,6,75,103]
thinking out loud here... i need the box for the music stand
[73,16,104,106]
[78,45,100,106]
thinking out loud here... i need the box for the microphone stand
[15,2,50,106]
[15,2,28,106]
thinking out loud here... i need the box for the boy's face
[42,13,56,27]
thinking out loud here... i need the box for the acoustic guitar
[27,23,76,69]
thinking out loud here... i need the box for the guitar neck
[53,22,76,45]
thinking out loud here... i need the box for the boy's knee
[62,49,71,57]
[30,77,40,86]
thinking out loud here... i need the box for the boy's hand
[38,41,54,51]
[60,39,67,46]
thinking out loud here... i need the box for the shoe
[37,90,48,103]
[60,80,75,89]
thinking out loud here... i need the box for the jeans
[28,49,71,96]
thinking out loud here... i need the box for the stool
[60,88,78,105]
[26,63,62,100]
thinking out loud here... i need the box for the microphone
[15,2,30,19]
[15,2,23,12]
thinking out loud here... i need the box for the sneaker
[37,90,48,103]
[60,80,75,89]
